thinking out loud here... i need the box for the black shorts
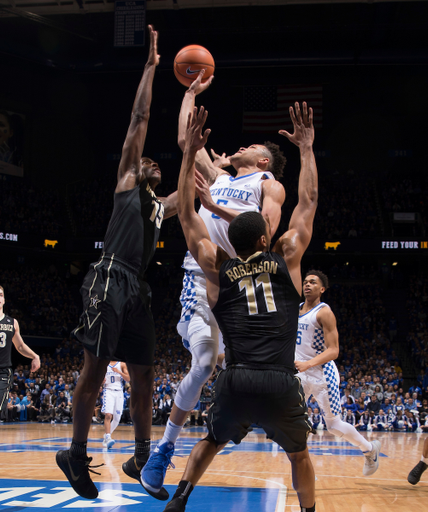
[207,367,312,453]
[72,254,156,366]
[0,368,12,417]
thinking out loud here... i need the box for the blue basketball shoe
[141,442,175,500]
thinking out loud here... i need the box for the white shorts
[177,271,220,354]
[297,361,341,418]
[101,388,124,418]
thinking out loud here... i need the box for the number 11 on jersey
[239,273,277,315]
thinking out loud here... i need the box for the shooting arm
[177,108,218,283]
[117,26,159,183]
[12,320,40,372]
[177,72,223,186]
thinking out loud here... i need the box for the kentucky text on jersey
[298,322,309,330]
[210,187,253,201]
[225,260,278,283]
[0,324,13,332]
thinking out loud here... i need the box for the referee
[0,285,40,421]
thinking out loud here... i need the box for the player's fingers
[302,102,308,124]
[294,102,302,124]
[309,107,314,125]
[202,128,211,144]
[288,105,297,125]
[278,129,292,139]
[210,148,218,159]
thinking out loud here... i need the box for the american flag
[243,85,323,132]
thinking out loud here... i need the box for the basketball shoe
[141,441,175,499]
[103,434,115,450]
[408,461,428,485]
[163,496,186,512]
[363,440,381,476]
[122,455,169,500]
[56,450,100,499]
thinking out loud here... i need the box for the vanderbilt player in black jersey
[56,26,177,501]
[163,103,318,512]
[0,286,40,421]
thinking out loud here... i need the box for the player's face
[230,144,268,168]
[141,158,161,188]
[0,289,5,309]
[303,275,325,300]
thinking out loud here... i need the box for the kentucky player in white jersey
[142,71,291,496]
[102,361,130,449]
[295,270,381,476]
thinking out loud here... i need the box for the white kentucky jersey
[182,170,274,272]
[295,302,330,364]
[103,362,123,391]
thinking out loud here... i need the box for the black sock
[135,439,151,465]
[70,440,87,460]
[301,505,315,512]
[172,480,194,504]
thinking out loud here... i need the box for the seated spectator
[366,395,381,415]
[372,410,390,431]
[342,409,356,426]
[7,391,20,422]
[152,404,163,426]
[311,407,324,430]
[357,410,373,431]
[308,396,319,411]
[159,394,173,425]
[404,411,420,432]
[392,410,406,431]
[55,391,71,423]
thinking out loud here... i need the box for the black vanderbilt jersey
[0,315,15,369]
[212,251,301,368]
[103,178,164,278]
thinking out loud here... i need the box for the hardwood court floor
[0,423,426,511]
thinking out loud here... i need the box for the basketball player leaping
[295,270,381,475]
[161,102,318,512]
[0,285,40,422]
[102,361,130,449]
[142,69,288,496]
[56,26,177,501]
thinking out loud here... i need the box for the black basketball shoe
[56,450,100,499]
[163,496,187,512]
[122,456,169,501]
[408,461,428,485]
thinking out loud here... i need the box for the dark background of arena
[1,0,427,419]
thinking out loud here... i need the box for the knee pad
[325,415,345,438]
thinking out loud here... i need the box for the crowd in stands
[0,177,64,237]
[3,260,428,435]
[0,266,78,337]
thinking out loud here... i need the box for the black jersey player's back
[103,178,164,277]
[212,251,301,368]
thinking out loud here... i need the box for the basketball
[174,45,215,87]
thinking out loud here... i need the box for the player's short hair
[262,141,286,180]
[0,285,4,293]
[228,212,267,253]
[305,270,329,290]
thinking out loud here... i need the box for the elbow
[132,111,150,123]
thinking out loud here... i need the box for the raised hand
[279,102,314,147]
[187,69,214,96]
[147,25,160,67]
[185,106,211,152]
[210,148,231,168]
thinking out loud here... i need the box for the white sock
[326,415,372,452]
[160,419,182,445]
[421,455,428,464]
[105,433,111,439]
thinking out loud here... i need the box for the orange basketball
[174,45,215,87]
